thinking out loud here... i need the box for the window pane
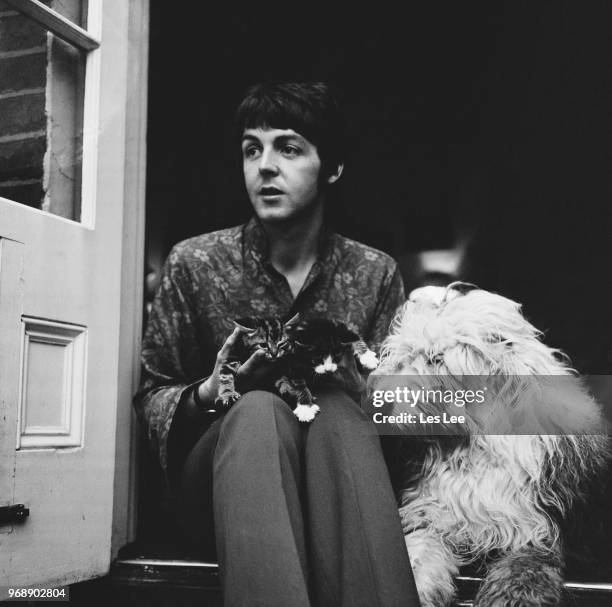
[45,33,85,219]
[0,4,86,221]
[45,0,88,30]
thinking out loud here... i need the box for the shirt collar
[243,216,335,268]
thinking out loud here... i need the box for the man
[135,82,419,606]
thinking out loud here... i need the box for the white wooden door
[0,0,144,594]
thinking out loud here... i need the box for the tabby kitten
[215,314,298,408]
[216,316,379,422]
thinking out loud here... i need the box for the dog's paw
[474,552,563,607]
[358,349,379,370]
[474,584,560,607]
[215,390,241,409]
[293,404,320,422]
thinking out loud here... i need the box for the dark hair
[235,82,344,179]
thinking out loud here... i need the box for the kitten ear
[284,313,300,328]
[339,326,360,345]
[233,318,257,333]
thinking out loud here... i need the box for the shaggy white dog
[373,283,609,607]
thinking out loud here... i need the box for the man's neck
[260,205,324,296]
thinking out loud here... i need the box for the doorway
[141,0,612,580]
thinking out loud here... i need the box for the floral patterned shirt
[134,217,405,479]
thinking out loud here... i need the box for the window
[0,0,99,223]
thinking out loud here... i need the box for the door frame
[110,0,149,558]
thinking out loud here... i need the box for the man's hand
[196,327,275,407]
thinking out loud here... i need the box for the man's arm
[134,246,213,482]
[134,244,274,484]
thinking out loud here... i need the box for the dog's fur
[374,283,609,607]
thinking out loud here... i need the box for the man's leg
[305,388,420,607]
[212,390,310,607]
[176,412,223,557]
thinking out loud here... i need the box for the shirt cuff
[191,377,218,412]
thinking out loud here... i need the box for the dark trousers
[177,389,420,607]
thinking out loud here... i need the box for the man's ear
[326,162,344,185]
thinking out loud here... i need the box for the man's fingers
[236,350,276,393]
[216,327,242,361]
[239,349,267,376]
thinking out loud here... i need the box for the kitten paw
[293,404,320,422]
[359,349,379,370]
[215,391,241,409]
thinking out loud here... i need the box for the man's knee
[225,389,290,418]
[220,390,299,444]
[310,388,377,439]
[314,388,365,421]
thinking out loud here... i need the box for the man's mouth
[259,186,284,196]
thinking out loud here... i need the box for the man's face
[242,127,336,224]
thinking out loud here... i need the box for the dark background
[143,1,612,579]
[146,1,612,374]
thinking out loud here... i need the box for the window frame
[4,0,102,227]
[5,0,100,50]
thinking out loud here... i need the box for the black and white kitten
[283,318,379,421]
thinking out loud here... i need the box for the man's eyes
[243,146,261,159]
[242,144,302,159]
[281,145,301,157]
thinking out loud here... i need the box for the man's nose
[258,149,279,176]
